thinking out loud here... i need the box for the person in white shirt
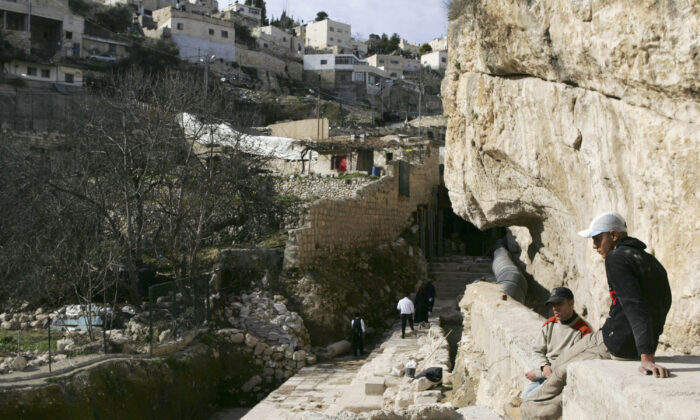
[351,312,365,356]
[397,293,415,339]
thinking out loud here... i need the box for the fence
[147,276,210,356]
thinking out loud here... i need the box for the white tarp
[180,113,316,161]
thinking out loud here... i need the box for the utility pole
[202,54,215,102]
[316,74,321,139]
[418,81,423,138]
[203,58,209,101]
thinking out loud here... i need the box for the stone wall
[267,118,328,140]
[443,0,700,353]
[235,44,303,80]
[451,282,541,410]
[284,146,440,268]
[0,84,80,131]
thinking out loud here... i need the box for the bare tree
[0,69,287,309]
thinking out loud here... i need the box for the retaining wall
[235,45,302,80]
[284,146,439,267]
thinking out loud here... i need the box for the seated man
[517,212,672,420]
[522,287,591,399]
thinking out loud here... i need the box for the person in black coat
[425,279,436,313]
[414,285,430,328]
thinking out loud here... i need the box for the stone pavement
[240,254,502,419]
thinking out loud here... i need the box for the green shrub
[94,5,132,33]
[68,0,93,15]
[5,77,27,87]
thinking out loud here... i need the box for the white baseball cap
[578,212,627,237]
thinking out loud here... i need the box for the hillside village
[0,0,447,128]
[1,1,698,419]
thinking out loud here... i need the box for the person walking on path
[425,279,436,314]
[515,212,672,420]
[397,292,415,339]
[414,285,430,328]
[350,312,365,357]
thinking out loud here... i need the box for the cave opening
[417,164,497,258]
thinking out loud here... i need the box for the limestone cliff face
[443,0,699,353]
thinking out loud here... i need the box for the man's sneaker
[503,402,522,420]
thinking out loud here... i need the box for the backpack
[352,317,363,336]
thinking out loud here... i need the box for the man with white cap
[517,212,672,420]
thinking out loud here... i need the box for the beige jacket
[530,313,592,379]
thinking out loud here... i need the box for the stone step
[364,376,386,395]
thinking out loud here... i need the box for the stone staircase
[428,255,495,323]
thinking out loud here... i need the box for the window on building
[379,59,385,64]
[27,67,37,76]
[391,60,399,64]
[65,31,73,40]
[352,72,365,82]
[221,30,228,38]
[329,27,334,32]
[386,152,393,162]
[329,37,334,41]
[41,69,50,78]
[320,59,327,65]
[177,23,184,30]
[441,57,446,63]
[263,43,268,48]
[282,37,286,41]
[65,73,74,83]
[209,28,215,35]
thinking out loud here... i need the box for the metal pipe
[492,240,527,303]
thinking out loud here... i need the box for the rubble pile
[216,291,315,393]
[0,307,51,331]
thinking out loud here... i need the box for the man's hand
[639,354,670,378]
[525,370,537,381]
[542,365,552,378]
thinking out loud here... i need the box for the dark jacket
[602,237,672,358]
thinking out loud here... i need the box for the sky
[223,0,449,45]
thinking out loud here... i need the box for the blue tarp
[50,316,103,331]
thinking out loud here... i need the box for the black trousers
[352,333,364,356]
[401,314,414,337]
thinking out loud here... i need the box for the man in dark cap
[522,287,591,400]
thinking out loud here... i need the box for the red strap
[610,290,618,306]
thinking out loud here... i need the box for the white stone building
[252,25,304,58]
[223,1,261,27]
[0,0,84,59]
[303,54,390,92]
[420,50,447,71]
[398,39,420,55]
[427,36,447,52]
[2,60,83,86]
[366,54,421,80]
[146,7,236,63]
[303,18,351,52]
